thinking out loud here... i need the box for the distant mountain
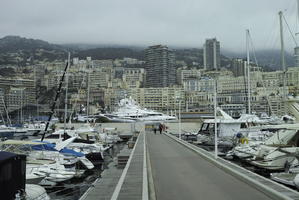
[0,35,296,71]
[0,35,68,66]
[0,35,63,53]
[174,48,231,67]
[74,47,145,60]
[222,49,295,70]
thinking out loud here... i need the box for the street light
[179,99,181,140]
[174,95,182,140]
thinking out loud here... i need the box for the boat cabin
[0,151,26,199]
[265,129,299,147]
[198,119,250,137]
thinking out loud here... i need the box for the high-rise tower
[145,45,175,87]
[203,38,220,70]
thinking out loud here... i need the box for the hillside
[222,49,295,70]
[0,35,296,71]
[0,36,67,65]
[74,47,145,60]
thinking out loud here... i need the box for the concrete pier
[81,130,147,200]
[147,132,274,200]
[81,125,299,200]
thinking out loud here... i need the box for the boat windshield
[265,129,298,146]
[200,123,209,131]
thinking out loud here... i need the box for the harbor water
[45,122,201,200]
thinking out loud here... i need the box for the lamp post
[179,99,181,140]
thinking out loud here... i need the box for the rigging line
[248,32,274,115]
[68,68,88,122]
[259,14,280,69]
[282,14,298,46]
[41,58,69,141]
[248,32,259,66]
[262,15,279,50]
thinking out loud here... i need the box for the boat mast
[34,67,39,120]
[63,52,70,139]
[295,0,299,67]
[214,79,218,159]
[87,68,90,117]
[0,110,5,125]
[246,29,251,114]
[20,88,23,124]
[279,11,287,114]
[1,96,11,126]
[41,53,70,141]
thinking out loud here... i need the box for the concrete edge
[146,133,157,200]
[79,158,118,200]
[110,132,141,200]
[165,133,294,200]
[143,132,149,200]
[79,177,101,200]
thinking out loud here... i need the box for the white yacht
[249,125,299,171]
[100,97,177,122]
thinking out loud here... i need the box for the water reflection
[47,142,125,200]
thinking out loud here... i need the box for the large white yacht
[100,97,177,122]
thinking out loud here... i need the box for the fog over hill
[222,49,296,70]
[0,35,296,71]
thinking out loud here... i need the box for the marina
[77,123,299,200]
[1,1,299,199]
[2,89,299,200]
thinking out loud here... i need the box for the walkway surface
[82,132,145,200]
[146,132,273,200]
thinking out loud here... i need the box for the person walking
[154,128,157,134]
[159,123,163,134]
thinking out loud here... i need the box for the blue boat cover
[31,141,84,157]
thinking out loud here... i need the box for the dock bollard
[132,131,139,141]
[128,141,135,149]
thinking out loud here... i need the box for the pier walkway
[82,127,299,200]
[147,132,274,200]
[81,127,147,200]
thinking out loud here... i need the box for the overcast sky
[0,0,298,51]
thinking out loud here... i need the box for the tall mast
[86,62,91,117]
[297,0,299,38]
[279,11,287,114]
[41,53,70,141]
[34,67,39,119]
[214,79,218,159]
[63,52,70,138]
[246,29,251,114]
[1,96,11,126]
[20,88,23,124]
[295,0,299,67]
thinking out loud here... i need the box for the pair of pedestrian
[153,124,163,134]
[158,123,163,134]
